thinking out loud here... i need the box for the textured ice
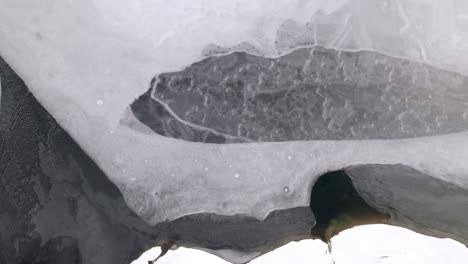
[132,46,468,142]
[80,116,468,224]
[1,1,468,262]
[1,0,468,223]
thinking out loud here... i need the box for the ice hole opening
[309,170,390,246]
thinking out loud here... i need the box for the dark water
[310,170,390,243]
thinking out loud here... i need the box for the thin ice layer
[0,0,468,230]
[132,46,468,142]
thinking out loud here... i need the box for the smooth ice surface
[1,0,468,229]
[130,225,468,264]
[115,118,468,224]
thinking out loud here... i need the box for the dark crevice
[310,170,390,243]
[147,170,391,263]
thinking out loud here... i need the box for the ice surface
[1,1,467,262]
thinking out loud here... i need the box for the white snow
[130,225,468,264]
[332,225,468,264]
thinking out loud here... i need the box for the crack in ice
[150,76,255,143]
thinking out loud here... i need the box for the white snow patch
[130,225,468,264]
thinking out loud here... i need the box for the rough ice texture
[0,56,320,263]
[0,0,467,227]
[1,1,468,262]
[0,57,159,264]
[132,46,468,143]
[346,165,468,246]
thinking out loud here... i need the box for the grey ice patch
[149,81,254,143]
[131,46,468,143]
[346,164,468,246]
[119,107,158,135]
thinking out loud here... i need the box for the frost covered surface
[1,0,468,261]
